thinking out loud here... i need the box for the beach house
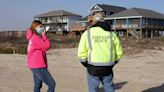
[105,8,164,38]
[34,10,82,34]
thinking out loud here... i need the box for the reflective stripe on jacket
[78,27,123,66]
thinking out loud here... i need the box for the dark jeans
[31,68,56,92]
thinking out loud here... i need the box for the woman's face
[35,24,44,34]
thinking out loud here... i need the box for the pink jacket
[26,29,50,69]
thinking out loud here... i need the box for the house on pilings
[78,4,164,39]
[105,8,164,39]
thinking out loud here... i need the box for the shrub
[15,44,27,54]
[0,47,14,54]
[0,44,27,54]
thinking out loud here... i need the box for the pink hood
[26,29,33,41]
[26,29,50,69]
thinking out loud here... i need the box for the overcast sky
[0,0,164,30]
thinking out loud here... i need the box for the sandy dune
[0,48,164,92]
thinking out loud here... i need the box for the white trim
[104,16,143,20]
[89,4,103,13]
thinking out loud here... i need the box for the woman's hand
[42,29,48,35]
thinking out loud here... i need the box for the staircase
[127,29,140,39]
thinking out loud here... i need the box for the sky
[0,0,164,31]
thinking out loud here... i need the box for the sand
[0,48,164,92]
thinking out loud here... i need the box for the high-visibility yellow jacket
[78,27,123,66]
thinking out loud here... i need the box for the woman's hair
[30,20,42,34]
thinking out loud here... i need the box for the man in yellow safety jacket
[78,13,123,92]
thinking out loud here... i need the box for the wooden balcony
[112,24,140,30]
[70,26,86,32]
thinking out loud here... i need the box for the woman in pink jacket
[26,20,55,92]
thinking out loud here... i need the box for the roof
[79,4,127,22]
[35,10,82,17]
[78,16,89,22]
[90,4,126,14]
[97,4,127,13]
[105,8,164,19]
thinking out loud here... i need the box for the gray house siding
[67,16,82,31]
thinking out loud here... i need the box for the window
[110,12,114,15]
